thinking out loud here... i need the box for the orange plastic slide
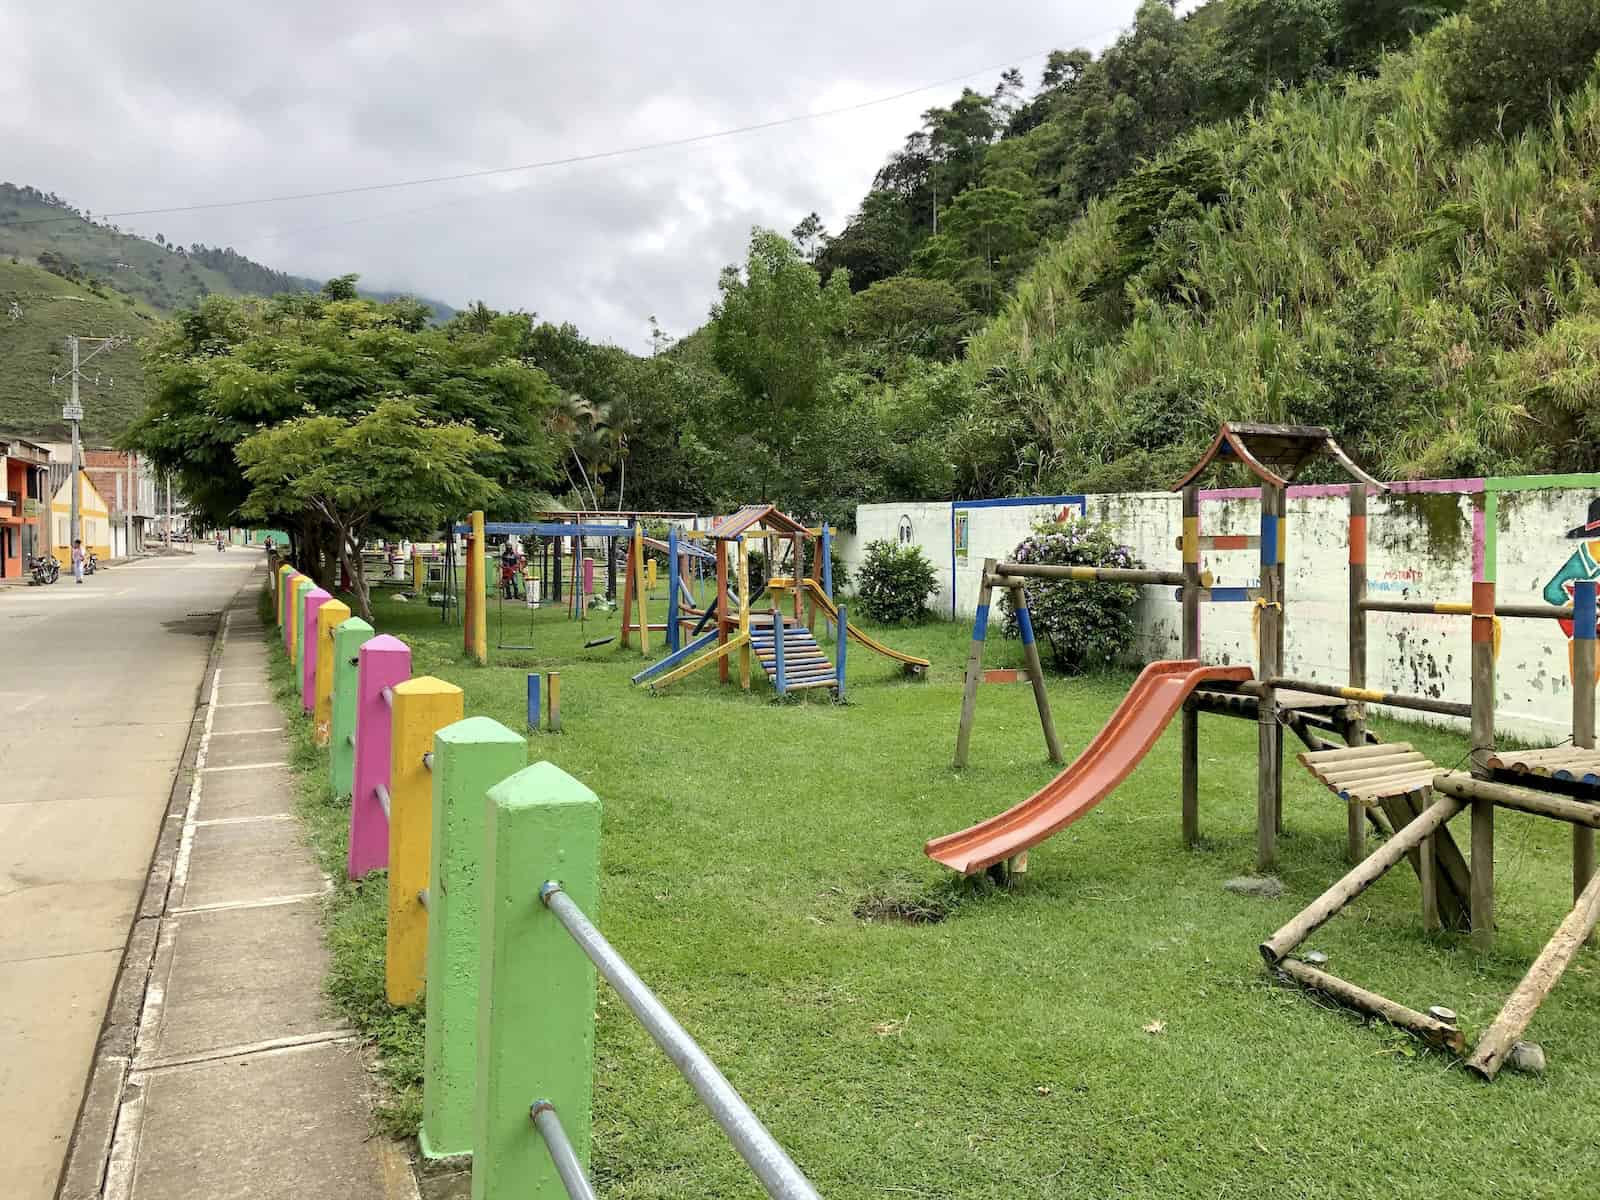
[925,659,1254,874]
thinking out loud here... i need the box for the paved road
[0,549,260,1200]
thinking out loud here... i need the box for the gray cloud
[2,1,1154,350]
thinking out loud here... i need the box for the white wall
[845,475,1600,741]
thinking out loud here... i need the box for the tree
[913,185,1037,311]
[321,273,360,301]
[1434,0,1600,145]
[791,212,826,262]
[237,400,500,621]
[709,229,851,499]
[846,275,973,364]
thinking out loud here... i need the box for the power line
[0,46,1058,231]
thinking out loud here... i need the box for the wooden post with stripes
[737,536,751,691]
[954,558,998,769]
[715,539,730,685]
[1180,485,1201,846]
[1573,580,1596,910]
[1256,483,1284,871]
[1347,483,1369,864]
[1013,582,1063,766]
[1471,577,1497,951]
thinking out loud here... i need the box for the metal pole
[530,1102,598,1200]
[68,335,81,553]
[540,884,823,1200]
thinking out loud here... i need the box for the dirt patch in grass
[852,881,957,925]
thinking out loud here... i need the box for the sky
[1,1,1161,351]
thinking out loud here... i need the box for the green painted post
[422,717,528,1160]
[473,763,601,1200]
[328,617,374,797]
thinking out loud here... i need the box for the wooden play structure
[630,504,929,697]
[928,423,1600,1076]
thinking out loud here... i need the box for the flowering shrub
[999,518,1144,672]
[856,539,937,624]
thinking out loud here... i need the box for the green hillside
[0,258,155,443]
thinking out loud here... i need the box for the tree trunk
[337,526,372,623]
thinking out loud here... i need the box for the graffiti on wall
[953,511,970,562]
[1543,499,1600,678]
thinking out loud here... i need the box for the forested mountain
[0,183,456,324]
[587,0,1600,522]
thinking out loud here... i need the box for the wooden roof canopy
[1169,422,1388,492]
[708,503,813,540]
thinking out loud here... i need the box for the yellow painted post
[547,671,562,733]
[288,575,312,669]
[314,598,351,746]
[470,511,488,664]
[631,525,650,654]
[387,676,465,1005]
[412,548,423,591]
[737,536,751,690]
[646,558,657,592]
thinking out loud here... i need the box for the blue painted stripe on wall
[1018,606,1036,646]
[1576,580,1598,640]
[973,603,990,641]
[956,495,1088,511]
[1260,515,1279,567]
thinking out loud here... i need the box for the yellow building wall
[50,470,113,563]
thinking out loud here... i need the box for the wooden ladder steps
[1486,748,1600,787]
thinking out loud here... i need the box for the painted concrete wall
[842,475,1600,740]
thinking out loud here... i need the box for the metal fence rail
[539,882,823,1200]
[530,1102,598,1200]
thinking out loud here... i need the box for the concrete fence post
[350,635,412,879]
[287,575,310,660]
[300,587,331,710]
[473,762,600,1200]
[274,563,292,626]
[314,598,351,745]
[329,617,374,798]
[387,676,465,1006]
[420,717,527,1159]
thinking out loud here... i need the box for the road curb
[52,578,247,1200]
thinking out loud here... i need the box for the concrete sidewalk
[68,575,415,1199]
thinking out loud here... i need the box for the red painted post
[350,634,412,879]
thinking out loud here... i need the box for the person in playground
[71,538,85,584]
[499,539,522,599]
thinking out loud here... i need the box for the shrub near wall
[1000,518,1144,672]
[856,538,937,623]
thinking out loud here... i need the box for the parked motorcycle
[27,554,60,585]
[85,550,98,575]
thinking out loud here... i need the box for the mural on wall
[897,514,915,545]
[953,511,970,562]
[1544,498,1600,678]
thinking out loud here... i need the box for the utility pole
[57,334,127,552]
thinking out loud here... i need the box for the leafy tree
[709,229,851,498]
[846,275,973,365]
[236,399,500,621]
[1434,0,1600,145]
[790,212,826,262]
[914,185,1038,311]
[321,273,360,301]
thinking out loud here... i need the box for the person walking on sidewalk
[71,539,85,584]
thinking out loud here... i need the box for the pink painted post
[301,587,331,712]
[349,634,412,879]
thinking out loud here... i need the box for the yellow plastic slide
[802,579,929,672]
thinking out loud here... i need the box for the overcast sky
[2,1,1160,351]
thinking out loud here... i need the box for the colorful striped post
[1470,577,1497,951]
[834,603,848,702]
[421,716,527,1160]
[527,672,541,732]
[1256,485,1285,870]
[633,525,650,655]
[1572,579,1596,907]
[472,763,600,1200]
[387,676,465,1006]
[1013,583,1063,766]
[470,510,488,665]
[667,525,680,653]
[350,635,411,880]
[1347,483,1369,864]
[1181,485,1201,847]
[300,587,331,713]
[313,598,351,745]
[547,671,562,733]
[954,558,998,769]
[328,617,373,798]
[772,609,787,697]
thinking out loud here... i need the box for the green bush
[999,518,1144,673]
[1435,0,1600,146]
[855,539,937,624]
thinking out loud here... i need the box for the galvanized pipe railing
[375,783,391,821]
[530,1102,597,1200]
[539,882,822,1200]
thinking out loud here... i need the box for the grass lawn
[263,581,1600,1199]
